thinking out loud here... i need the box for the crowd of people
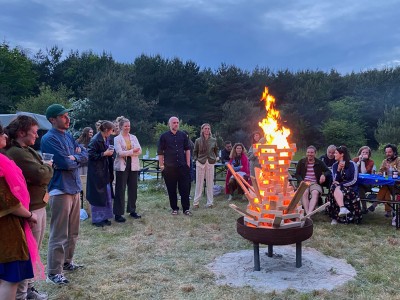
[1,103,399,299]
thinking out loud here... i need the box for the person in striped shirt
[295,145,331,214]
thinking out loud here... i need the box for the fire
[258,87,290,148]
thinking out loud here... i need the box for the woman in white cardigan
[113,116,142,222]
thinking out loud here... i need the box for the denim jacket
[41,128,88,195]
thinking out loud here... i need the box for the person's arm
[41,134,80,170]
[294,159,304,183]
[131,135,142,156]
[114,136,134,157]
[158,154,164,171]
[378,159,387,175]
[72,138,88,164]
[88,138,112,160]
[193,139,199,161]
[8,148,53,186]
[341,162,358,187]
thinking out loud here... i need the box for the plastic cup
[42,153,54,162]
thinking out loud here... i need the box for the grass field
[35,178,400,300]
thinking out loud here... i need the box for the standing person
[294,145,330,214]
[225,143,250,201]
[76,127,93,176]
[247,131,261,176]
[5,116,53,300]
[193,123,218,209]
[113,116,142,222]
[327,145,361,225]
[86,121,115,227]
[41,104,88,285]
[220,141,232,164]
[352,146,374,214]
[157,117,192,216]
[0,123,43,300]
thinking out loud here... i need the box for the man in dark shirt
[319,145,336,168]
[220,141,232,164]
[157,117,192,216]
[319,144,336,189]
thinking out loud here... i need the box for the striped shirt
[304,162,317,182]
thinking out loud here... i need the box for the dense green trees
[1,42,399,151]
[0,43,38,112]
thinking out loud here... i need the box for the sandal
[171,210,178,215]
[183,210,193,216]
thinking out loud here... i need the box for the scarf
[0,153,45,279]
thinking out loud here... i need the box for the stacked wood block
[242,143,304,228]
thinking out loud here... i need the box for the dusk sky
[2,0,400,74]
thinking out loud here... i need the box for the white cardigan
[113,134,142,171]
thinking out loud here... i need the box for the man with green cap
[41,104,88,285]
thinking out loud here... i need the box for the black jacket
[295,157,331,185]
[86,132,113,206]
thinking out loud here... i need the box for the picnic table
[357,173,400,229]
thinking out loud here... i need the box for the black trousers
[163,165,191,211]
[113,158,138,215]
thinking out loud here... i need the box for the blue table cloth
[357,174,396,186]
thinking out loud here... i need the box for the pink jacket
[225,154,250,194]
[113,134,142,171]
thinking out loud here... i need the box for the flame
[258,87,290,148]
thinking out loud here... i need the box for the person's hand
[68,155,76,160]
[75,147,81,154]
[103,149,114,156]
[320,174,326,184]
[28,212,38,228]
[43,160,53,167]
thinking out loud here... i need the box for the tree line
[1,42,400,150]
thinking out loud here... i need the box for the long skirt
[91,184,113,223]
[327,183,362,224]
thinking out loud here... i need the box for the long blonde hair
[199,123,212,154]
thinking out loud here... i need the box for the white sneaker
[392,216,397,227]
[338,207,350,216]
[227,195,233,201]
[331,219,338,225]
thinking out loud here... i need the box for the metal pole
[253,242,260,271]
[267,245,273,257]
[296,242,302,268]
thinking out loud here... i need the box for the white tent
[0,111,52,130]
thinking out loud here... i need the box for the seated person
[319,144,336,167]
[295,145,331,215]
[352,146,374,214]
[319,144,336,189]
[225,143,250,201]
[327,145,361,225]
[367,144,400,223]
[220,141,232,164]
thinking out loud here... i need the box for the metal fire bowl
[236,217,313,245]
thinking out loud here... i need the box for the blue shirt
[157,130,189,167]
[41,128,88,195]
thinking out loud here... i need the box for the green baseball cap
[45,104,73,120]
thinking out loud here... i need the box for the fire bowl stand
[237,217,313,271]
